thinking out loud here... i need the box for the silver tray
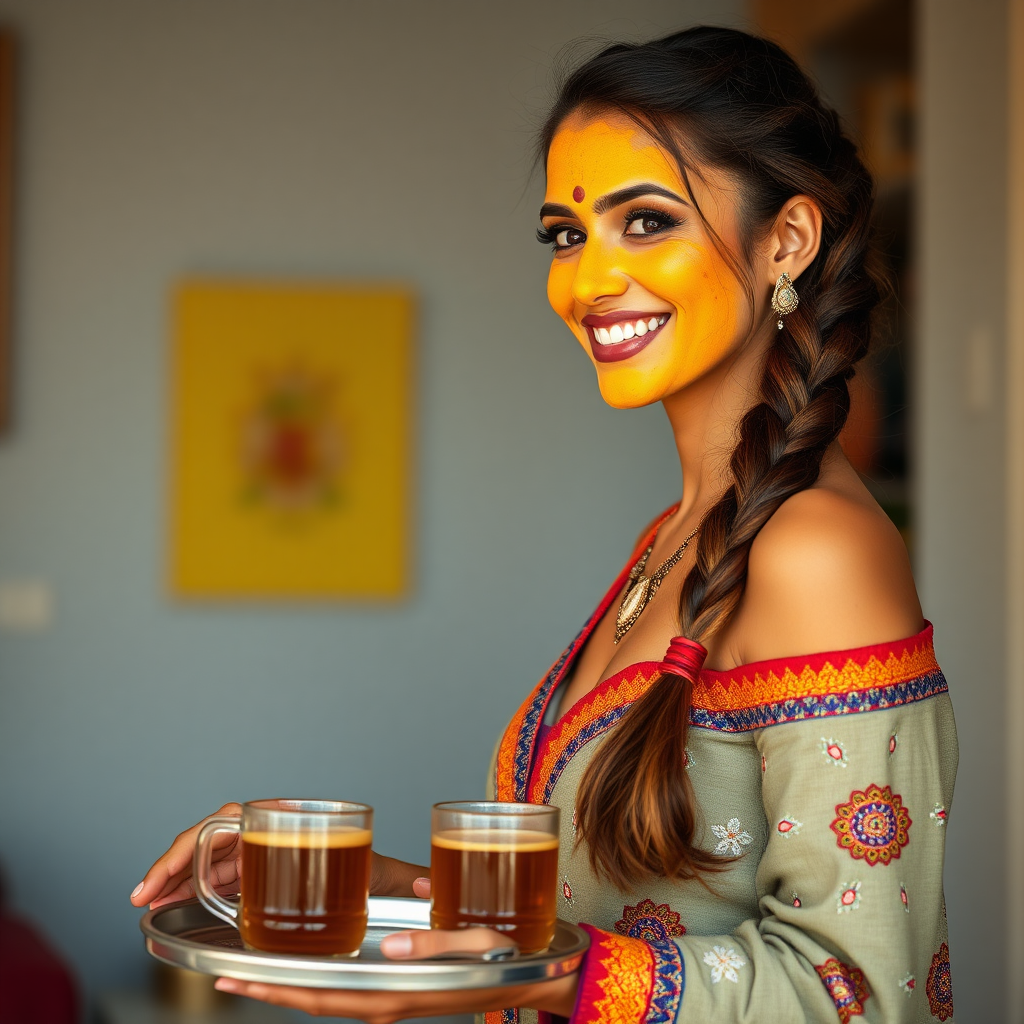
[141,897,588,990]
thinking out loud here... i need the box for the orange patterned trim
[693,625,938,713]
[529,665,660,803]
[573,927,655,1024]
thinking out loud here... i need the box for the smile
[580,311,670,363]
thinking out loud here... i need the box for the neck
[661,327,771,524]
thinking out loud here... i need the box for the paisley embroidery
[926,942,954,1020]
[931,804,948,826]
[815,958,869,1022]
[836,881,862,913]
[889,731,898,756]
[562,877,575,907]
[899,972,916,996]
[821,737,848,767]
[614,899,686,941]
[900,882,909,913]
[831,784,911,865]
[776,816,802,837]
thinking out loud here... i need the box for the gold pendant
[615,576,651,643]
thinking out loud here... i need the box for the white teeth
[647,318,658,332]
[596,327,612,345]
[592,316,669,345]
[609,324,624,343]
[635,319,648,336]
[622,322,635,340]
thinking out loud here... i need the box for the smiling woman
[132,24,956,1024]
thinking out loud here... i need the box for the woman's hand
[370,854,432,899]
[129,805,431,908]
[130,802,243,910]
[213,927,578,1023]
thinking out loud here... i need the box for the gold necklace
[614,525,700,644]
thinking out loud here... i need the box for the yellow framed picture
[170,281,414,599]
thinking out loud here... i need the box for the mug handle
[194,815,241,928]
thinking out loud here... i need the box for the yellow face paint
[542,112,751,408]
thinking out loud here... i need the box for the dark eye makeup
[536,203,683,252]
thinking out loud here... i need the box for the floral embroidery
[815,958,869,1022]
[899,972,916,996]
[562,877,575,907]
[791,892,802,908]
[615,899,685,941]
[889,732,898,756]
[926,942,953,1020]
[831,784,911,866]
[776,816,802,838]
[822,737,848,767]
[648,939,685,1024]
[837,881,862,913]
[576,927,656,1024]
[931,804,948,826]
[900,883,909,912]
[703,945,746,984]
[483,1010,517,1024]
[711,817,753,856]
[761,753,767,773]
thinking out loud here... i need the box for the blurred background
[0,0,1018,1021]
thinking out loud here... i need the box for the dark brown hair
[540,26,885,888]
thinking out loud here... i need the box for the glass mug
[194,799,373,957]
[430,801,560,954]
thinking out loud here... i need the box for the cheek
[546,261,577,324]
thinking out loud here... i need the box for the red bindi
[572,185,585,203]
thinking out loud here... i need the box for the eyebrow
[539,202,575,220]
[593,183,688,214]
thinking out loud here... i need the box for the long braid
[542,27,888,888]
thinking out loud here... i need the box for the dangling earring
[771,272,799,330]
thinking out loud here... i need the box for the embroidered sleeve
[571,656,957,1023]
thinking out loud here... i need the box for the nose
[570,239,628,307]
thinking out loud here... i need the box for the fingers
[130,803,242,907]
[214,980,404,1023]
[412,876,431,899]
[380,927,509,960]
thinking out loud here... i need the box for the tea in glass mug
[430,801,559,954]
[194,799,372,956]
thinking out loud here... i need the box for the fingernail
[381,932,413,957]
[215,978,239,993]
[131,883,144,901]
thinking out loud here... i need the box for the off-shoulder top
[486,512,958,1024]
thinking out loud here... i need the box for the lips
[580,311,670,363]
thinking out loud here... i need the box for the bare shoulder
[730,454,922,664]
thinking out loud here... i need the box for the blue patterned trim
[541,704,636,803]
[647,939,685,1024]
[509,626,585,801]
[690,670,949,733]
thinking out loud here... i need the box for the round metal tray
[141,897,588,990]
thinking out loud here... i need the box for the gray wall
[0,0,743,1009]
[918,0,1010,1019]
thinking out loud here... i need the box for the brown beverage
[430,828,559,954]
[239,827,372,956]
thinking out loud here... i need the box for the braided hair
[539,26,886,888]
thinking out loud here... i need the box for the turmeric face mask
[541,112,751,408]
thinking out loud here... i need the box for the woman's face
[541,111,756,409]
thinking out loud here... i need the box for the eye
[536,224,586,251]
[624,208,680,236]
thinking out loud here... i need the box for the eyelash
[536,206,682,251]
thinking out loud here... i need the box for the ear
[764,195,822,286]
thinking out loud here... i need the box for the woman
[132,26,956,1023]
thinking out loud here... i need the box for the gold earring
[771,272,799,329]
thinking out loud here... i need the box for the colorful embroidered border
[529,665,659,803]
[572,925,682,1024]
[494,510,675,802]
[690,668,948,732]
[483,1010,519,1024]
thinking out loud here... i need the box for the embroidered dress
[485,513,958,1024]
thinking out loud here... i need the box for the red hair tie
[661,636,707,680]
